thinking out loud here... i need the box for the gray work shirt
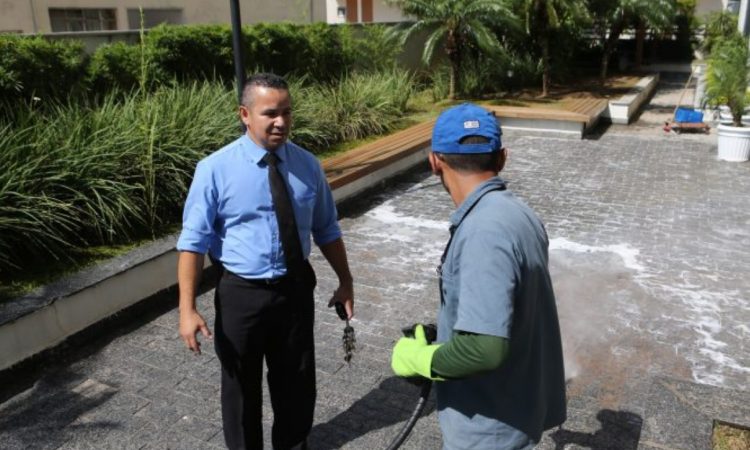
[436,177,566,450]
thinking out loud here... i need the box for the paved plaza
[1,81,749,449]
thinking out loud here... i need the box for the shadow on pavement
[0,266,219,405]
[309,376,436,449]
[335,165,434,220]
[550,409,643,450]
[0,374,117,448]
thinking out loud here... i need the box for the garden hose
[385,380,433,450]
[385,324,438,450]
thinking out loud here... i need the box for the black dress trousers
[214,262,316,450]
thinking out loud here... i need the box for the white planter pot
[717,123,750,162]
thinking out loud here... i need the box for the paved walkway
[1,80,749,449]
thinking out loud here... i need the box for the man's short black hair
[437,136,501,172]
[242,73,289,107]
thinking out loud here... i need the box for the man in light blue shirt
[391,104,566,449]
[177,73,354,450]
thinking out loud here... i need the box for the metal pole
[739,0,750,37]
[229,0,246,131]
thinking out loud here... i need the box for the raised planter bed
[604,74,660,124]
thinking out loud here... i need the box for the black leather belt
[223,270,289,286]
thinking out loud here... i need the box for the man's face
[240,86,292,151]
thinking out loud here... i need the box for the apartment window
[127,9,183,29]
[49,8,117,32]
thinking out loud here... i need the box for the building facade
[0,0,406,34]
[1,0,745,35]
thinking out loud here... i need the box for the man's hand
[328,281,354,320]
[179,309,212,354]
[177,251,209,353]
[391,325,444,380]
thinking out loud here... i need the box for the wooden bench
[323,119,435,191]
[484,104,589,136]
[563,98,609,129]
[484,105,587,122]
[485,98,608,136]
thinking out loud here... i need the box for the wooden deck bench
[484,105,589,137]
[485,98,608,137]
[322,119,435,200]
[484,105,587,122]
[563,98,609,129]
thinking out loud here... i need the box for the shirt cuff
[176,228,211,254]
[313,228,342,247]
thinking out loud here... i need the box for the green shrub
[0,35,87,106]
[705,34,750,126]
[301,23,351,80]
[146,24,235,84]
[702,11,739,56]
[88,41,143,93]
[2,22,404,115]
[245,23,313,78]
[340,24,402,73]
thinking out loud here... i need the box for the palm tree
[520,0,587,97]
[590,0,676,81]
[705,34,750,127]
[387,0,516,100]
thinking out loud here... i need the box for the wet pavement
[1,78,749,449]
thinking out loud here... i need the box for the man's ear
[239,105,251,128]
[497,148,508,172]
[428,151,442,175]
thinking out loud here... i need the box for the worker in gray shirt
[391,103,566,449]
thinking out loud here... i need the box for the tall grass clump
[0,69,417,277]
[0,81,236,274]
[291,69,415,152]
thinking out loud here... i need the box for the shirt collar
[240,134,288,165]
[449,177,507,227]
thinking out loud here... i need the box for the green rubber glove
[391,325,444,381]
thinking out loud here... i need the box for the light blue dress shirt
[176,135,341,279]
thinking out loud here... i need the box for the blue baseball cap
[432,103,502,154]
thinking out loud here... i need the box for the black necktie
[263,151,305,278]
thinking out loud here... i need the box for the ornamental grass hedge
[0,70,414,275]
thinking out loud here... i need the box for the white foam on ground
[365,202,448,231]
[651,282,749,387]
[549,237,646,272]
[551,237,749,389]
[350,200,446,295]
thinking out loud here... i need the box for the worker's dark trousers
[214,263,316,450]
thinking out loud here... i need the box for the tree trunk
[600,51,609,82]
[449,61,458,100]
[600,20,625,84]
[446,30,460,100]
[541,31,550,98]
[634,22,646,71]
